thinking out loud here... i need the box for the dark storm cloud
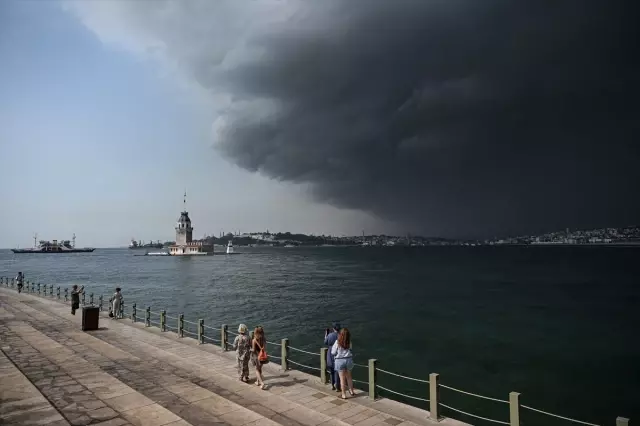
[206,0,640,238]
[71,0,640,238]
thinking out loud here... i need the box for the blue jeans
[327,363,341,389]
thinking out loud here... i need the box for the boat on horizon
[226,240,234,254]
[129,238,163,249]
[12,234,95,254]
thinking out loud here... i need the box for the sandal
[341,394,347,399]
[349,390,355,396]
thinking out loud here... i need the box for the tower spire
[183,189,187,212]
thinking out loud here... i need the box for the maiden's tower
[168,193,213,256]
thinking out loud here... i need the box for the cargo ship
[12,234,95,253]
[129,239,163,249]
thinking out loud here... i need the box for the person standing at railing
[331,328,355,400]
[15,272,24,294]
[324,322,342,392]
[110,288,123,319]
[251,326,268,390]
[233,324,252,382]
[70,285,84,315]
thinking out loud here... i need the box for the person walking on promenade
[233,324,251,382]
[70,285,84,315]
[110,287,123,319]
[331,328,355,399]
[324,322,342,392]
[251,326,268,389]
[15,272,24,294]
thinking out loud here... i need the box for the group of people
[15,271,124,318]
[15,271,352,396]
[232,325,269,389]
[231,321,355,398]
[325,324,356,399]
[68,285,122,317]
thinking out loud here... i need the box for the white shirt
[331,341,353,359]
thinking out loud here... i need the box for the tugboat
[12,234,95,253]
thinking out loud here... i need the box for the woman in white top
[331,328,355,399]
[111,288,123,319]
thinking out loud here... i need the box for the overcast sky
[1,0,638,247]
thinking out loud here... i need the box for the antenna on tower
[183,189,187,211]
[72,233,76,248]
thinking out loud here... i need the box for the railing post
[198,319,204,344]
[57,286,60,299]
[320,347,327,384]
[98,295,103,310]
[81,291,86,305]
[11,278,14,288]
[509,392,520,426]
[90,293,94,305]
[281,338,289,371]
[368,359,377,400]
[37,282,41,295]
[31,282,35,293]
[64,288,68,302]
[616,417,630,426]
[161,310,166,331]
[221,324,228,350]
[132,303,137,322]
[145,307,150,327]
[179,314,184,337]
[429,373,440,422]
[49,285,53,296]
[120,301,124,319]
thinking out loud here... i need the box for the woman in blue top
[331,328,355,399]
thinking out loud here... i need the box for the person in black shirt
[70,285,84,315]
[15,272,24,293]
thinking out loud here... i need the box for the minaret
[175,191,193,246]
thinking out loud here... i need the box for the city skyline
[1,0,638,247]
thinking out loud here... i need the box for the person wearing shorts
[331,328,355,399]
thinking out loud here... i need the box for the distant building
[168,193,213,256]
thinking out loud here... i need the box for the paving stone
[121,403,181,426]
[0,289,452,426]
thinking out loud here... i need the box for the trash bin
[82,306,100,331]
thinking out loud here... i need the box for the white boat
[226,240,234,254]
[146,251,169,256]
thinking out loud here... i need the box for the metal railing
[0,276,630,426]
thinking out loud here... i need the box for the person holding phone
[324,322,341,391]
[70,285,84,315]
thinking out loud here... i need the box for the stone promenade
[0,287,467,426]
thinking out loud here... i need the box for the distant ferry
[226,240,234,254]
[129,239,163,249]
[12,234,95,254]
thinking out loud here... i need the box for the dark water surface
[1,246,638,425]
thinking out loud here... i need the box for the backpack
[257,341,269,364]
